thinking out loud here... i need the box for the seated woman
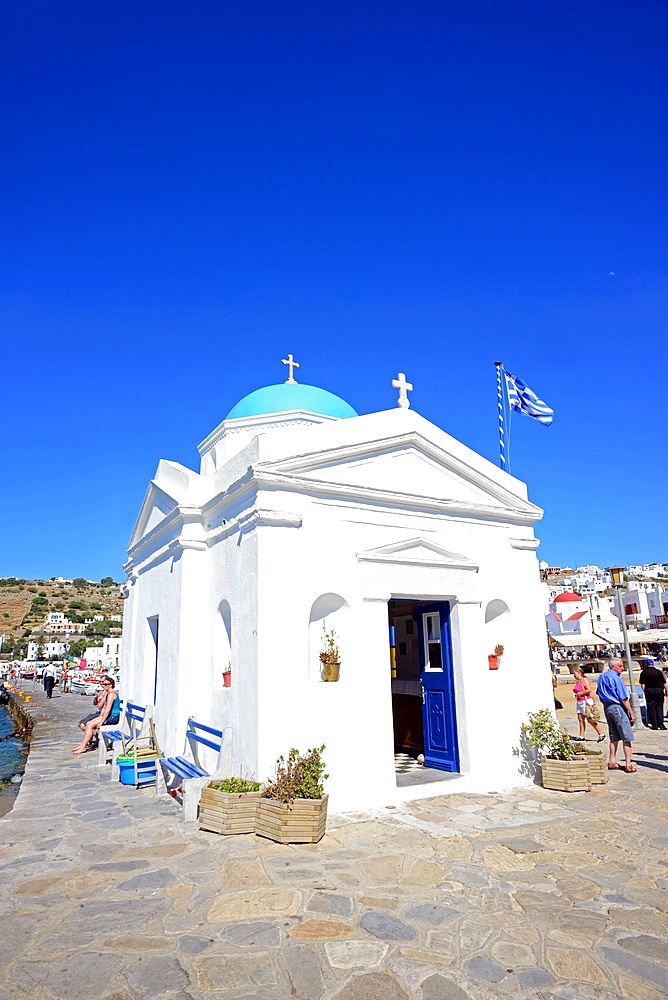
[78,687,105,732]
[72,676,121,754]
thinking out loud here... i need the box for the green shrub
[520,709,576,761]
[263,745,328,804]
[209,777,261,793]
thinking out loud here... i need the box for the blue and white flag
[504,370,554,426]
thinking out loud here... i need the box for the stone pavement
[1,691,667,1000]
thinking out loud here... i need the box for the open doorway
[389,599,459,786]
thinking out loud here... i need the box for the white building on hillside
[121,364,553,812]
[613,581,668,629]
[628,564,668,580]
[27,639,69,660]
[42,612,86,635]
[559,567,611,595]
[546,591,619,644]
[84,637,122,670]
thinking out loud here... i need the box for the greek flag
[504,370,554,425]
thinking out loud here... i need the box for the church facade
[121,365,553,812]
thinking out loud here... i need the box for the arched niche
[485,599,510,624]
[309,593,349,682]
[484,598,511,667]
[213,599,232,687]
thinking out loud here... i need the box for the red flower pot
[488,655,499,670]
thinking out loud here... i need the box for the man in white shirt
[42,664,56,699]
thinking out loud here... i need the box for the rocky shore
[0,690,33,817]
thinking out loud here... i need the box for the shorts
[576,701,587,715]
[603,702,634,743]
[79,712,100,726]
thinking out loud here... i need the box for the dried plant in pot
[521,708,591,792]
[488,644,504,670]
[319,626,340,682]
[256,745,329,844]
[198,777,262,835]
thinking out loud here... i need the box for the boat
[69,672,102,696]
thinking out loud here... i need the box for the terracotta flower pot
[488,655,499,670]
[223,672,231,688]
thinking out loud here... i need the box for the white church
[121,358,553,812]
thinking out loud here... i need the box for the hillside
[0,592,33,634]
[0,577,124,636]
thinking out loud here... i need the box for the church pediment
[128,459,202,550]
[357,537,479,570]
[257,431,542,522]
[128,483,180,549]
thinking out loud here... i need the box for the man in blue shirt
[596,659,636,772]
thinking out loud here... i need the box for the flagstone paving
[1,691,667,999]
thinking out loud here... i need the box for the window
[423,613,443,671]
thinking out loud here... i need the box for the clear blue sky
[2,0,666,580]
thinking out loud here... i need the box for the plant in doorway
[319,625,340,682]
[256,745,329,843]
[520,708,590,792]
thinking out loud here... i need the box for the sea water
[0,704,28,810]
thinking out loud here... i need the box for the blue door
[418,602,459,772]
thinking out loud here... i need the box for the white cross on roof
[392,371,413,409]
[281,354,300,383]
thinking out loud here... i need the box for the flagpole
[494,361,507,471]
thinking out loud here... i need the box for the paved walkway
[1,691,667,1000]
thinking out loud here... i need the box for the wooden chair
[98,701,149,780]
[118,716,162,789]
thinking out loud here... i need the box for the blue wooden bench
[97,701,148,777]
[157,717,225,821]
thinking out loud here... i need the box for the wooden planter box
[541,757,591,792]
[198,785,262,835]
[583,752,608,785]
[255,794,328,844]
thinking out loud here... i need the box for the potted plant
[222,663,231,688]
[256,745,328,844]
[319,626,340,682]
[199,777,262,835]
[520,708,591,792]
[488,644,504,670]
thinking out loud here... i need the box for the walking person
[596,659,636,773]
[638,658,667,730]
[42,663,56,699]
[551,667,563,710]
[571,667,606,742]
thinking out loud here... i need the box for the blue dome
[226,382,358,420]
